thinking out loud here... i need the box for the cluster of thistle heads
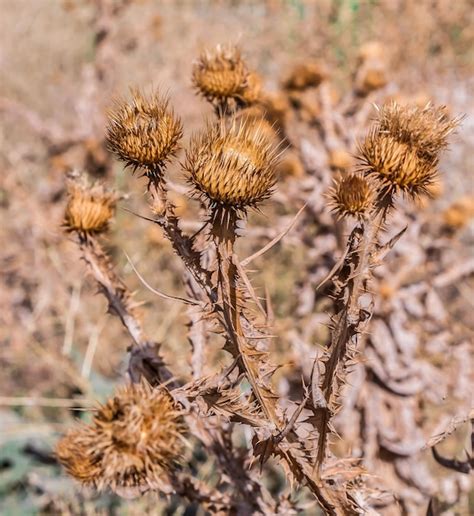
[64,43,458,241]
[329,103,458,219]
[59,44,458,494]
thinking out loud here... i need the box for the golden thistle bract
[106,90,182,175]
[55,381,186,493]
[192,45,248,104]
[64,180,118,234]
[184,117,278,209]
[329,173,375,219]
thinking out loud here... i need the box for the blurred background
[0,1,472,514]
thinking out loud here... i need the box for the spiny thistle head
[106,90,182,177]
[192,44,248,105]
[358,103,458,198]
[64,177,118,234]
[184,116,279,210]
[55,381,186,495]
[328,173,375,219]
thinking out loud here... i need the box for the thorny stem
[78,234,146,348]
[143,181,354,513]
[316,198,393,468]
[215,236,350,515]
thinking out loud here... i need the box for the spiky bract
[358,103,458,198]
[184,117,278,210]
[329,173,375,219]
[64,179,118,234]
[106,90,182,177]
[192,45,248,105]
[55,381,186,494]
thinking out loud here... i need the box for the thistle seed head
[192,44,248,105]
[329,173,375,219]
[358,103,459,198]
[55,381,186,494]
[64,179,118,234]
[106,90,182,177]
[184,117,278,210]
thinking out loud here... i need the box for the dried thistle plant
[56,43,462,515]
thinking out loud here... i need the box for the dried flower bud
[55,381,186,494]
[328,173,375,219]
[357,41,385,64]
[240,71,263,105]
[355,64,387,95]
[442,196,474,229]
[184,117,278,210]
[283,62,328,91]
[192,44,248,105]
[328,148,353,171]
[358,103,458,198]
[236,106,278,145]
[106,90,182,177]
[276,151,305,179]
[64,179,118,234]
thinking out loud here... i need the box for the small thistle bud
[184,117,278,210]
[192,44,248,106]
[355,64,388,95]
[55,381,186,494]
[358,103,459,198]
[357,41,385,64]
[236,106,278,145]
[276,151,305,179]
[106,90,182,178]
[328,173,375,219]
[442,196,474,230]
[64,178,118,234]
[240,70,263,105]
[283,62,328,91]
[328,148,353,171]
